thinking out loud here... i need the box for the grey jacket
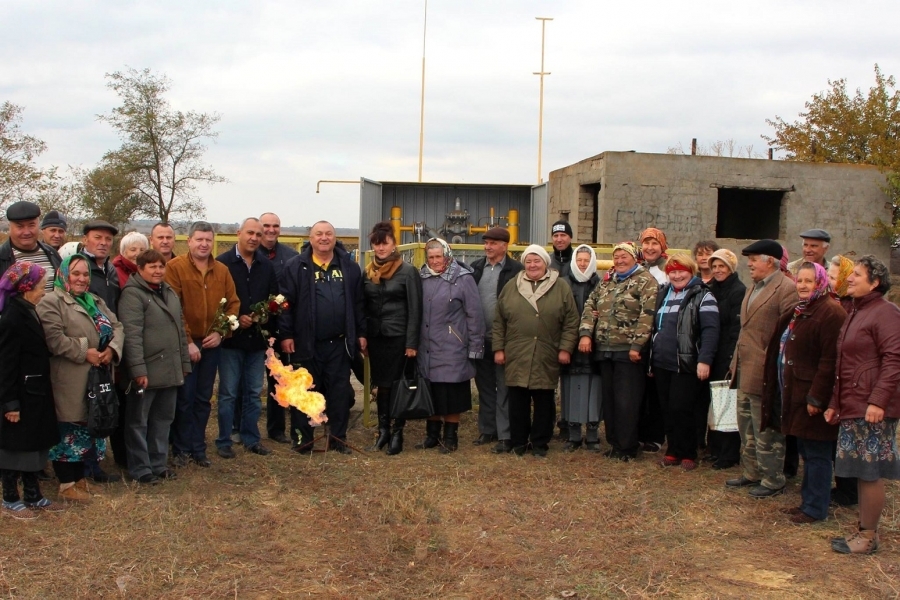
[119,274,191,389]
[418,261,485,383]
[36,288,125,423]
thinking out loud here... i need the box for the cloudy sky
[3,1,898,228]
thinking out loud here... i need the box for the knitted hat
[521,244,551,266]
[551,220,573,238]
[40,210,67,231]
[708,248,738,273]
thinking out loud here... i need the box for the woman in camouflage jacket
[578,242,658,460]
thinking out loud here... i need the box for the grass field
[2,406,898,599]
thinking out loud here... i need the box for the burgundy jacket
[828,292,900,420]
[761,295,846,439]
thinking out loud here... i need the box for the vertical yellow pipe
[508,209,519,245]
[390,206,402,244]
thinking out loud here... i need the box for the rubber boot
[585,422,601,452]
[415,420,442,450]
[439,422,459,454]
[386,419,405,456]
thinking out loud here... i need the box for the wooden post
[691,138,697,155]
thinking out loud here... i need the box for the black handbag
[86,364,119,438]
[388,360,434,420]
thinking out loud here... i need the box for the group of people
[0,201,897,557]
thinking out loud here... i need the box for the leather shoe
[247,444,271,456]
[748,485,785,498]
[217,446,236,459]
[191,454,212,467]
[269,433,290,444]
[137,473,160,485]
[473,433,498,446]
[725,476,760,488]
[789,511,820,524]
[491,440,513,454]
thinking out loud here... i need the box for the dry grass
[1,407,898,599]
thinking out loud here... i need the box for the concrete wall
[548,151,892,265]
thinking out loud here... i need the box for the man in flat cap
[0,201,61,291]
[726,239,798,498]
[787,229,831,276]
[470,227,523,453]
[40,210,68,251]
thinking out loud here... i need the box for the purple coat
[419,261,485,383]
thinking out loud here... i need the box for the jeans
[797,437,835,520]
[217,348,265,449]
[172,346,220,457]
[125,386,177,479]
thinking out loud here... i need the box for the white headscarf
[570,244,597,283]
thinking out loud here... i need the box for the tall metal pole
[534,17,552,185]
[417,0,428,182]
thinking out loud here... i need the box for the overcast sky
[3,1,898,228]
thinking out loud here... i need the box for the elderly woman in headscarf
[0,263,64,518]
[561,245,602,452]
[362,221,422,456]
[416,238,484,453]
[579,242,658,461]
[494,244,579,457]
[36,255,124,504]
[828,254,855,314]
[762,262,846,524]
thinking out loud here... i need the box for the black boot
[415,420,442,450]
[368,414,391,451]
[439,422,459,454]
[386,419,405,455]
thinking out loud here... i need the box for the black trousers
[784,435,800,477]
[696,380,712,448]
[52,461,84,484]
[599,357,646,456]
[638,374,666,446]
[708,430,741,464]
[290,338,353,447]
[654,368,700,461]
[266,350,291,438]
[508,387,555,449]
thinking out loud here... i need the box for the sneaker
[217,446,236,459]
[2,500,39,520]
[658,455,681,467]
[680,459,698,471]
[25,497,65,512]
[247,444,271,456]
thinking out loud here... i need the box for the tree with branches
[98,67,226,223]
[0,102,51,211]
[763,65,900,240]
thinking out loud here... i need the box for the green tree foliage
[763,65,900,239]
[98,67,226,223]
[0,102,49,210]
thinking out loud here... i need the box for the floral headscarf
[795,261,830,311]
[54,254,114,349]
[0,261,46,312]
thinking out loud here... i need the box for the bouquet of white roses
[207,297,240,337]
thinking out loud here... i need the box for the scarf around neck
[54,255,114,349]
[365,250,402,284]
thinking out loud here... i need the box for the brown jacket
[164,253,239,342]
[761,296,846,440]
[730,270,798,396]
[36,289,125,423]
[828,292,900,420]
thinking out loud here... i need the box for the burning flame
[265,340,328,426]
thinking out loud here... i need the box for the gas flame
[265,340,327,426]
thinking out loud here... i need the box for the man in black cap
[787,229,831,276]
[470,227,523,453]
[40,210,68,251]
[726,239,798,499]
[0,201,61,291]
[549,219,573,278]
[79,219,125,482]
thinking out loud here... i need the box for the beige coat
[36,288,125,423]
[729,270,798,396]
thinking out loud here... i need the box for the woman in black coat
[705,249,746,469]
[0,262,62,518]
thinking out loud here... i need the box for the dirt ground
[1,402,898,599]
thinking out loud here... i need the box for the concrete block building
[547,151,892,261]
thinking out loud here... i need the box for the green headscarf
[54,254,113,348]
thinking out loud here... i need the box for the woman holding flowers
[36,254,124,503]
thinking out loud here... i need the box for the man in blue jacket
[279,221,366,454]
[215,218,278,458]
